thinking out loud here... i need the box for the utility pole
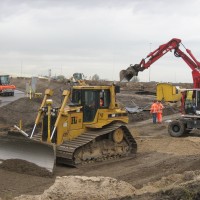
[48,69,51,82]
[149,43,152,82]
[21,60,23,77]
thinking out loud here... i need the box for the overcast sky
[0,0,200,82]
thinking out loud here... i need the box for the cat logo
[99,113,104,118]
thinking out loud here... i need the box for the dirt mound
[138,135,200,156]
[15,176,136,200]
[119,81,193,92]
[0,159,52,177]
[135,170,200,200]
[137,170,200,195]
[12,77,69,94]
[0,78,71,128]
[0,97,41,127]
[14,170,200,200]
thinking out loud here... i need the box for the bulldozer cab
[71,88,111,122]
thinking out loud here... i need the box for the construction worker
[100,97,104,107]
[150,100,158,124]
[157,101,164,123]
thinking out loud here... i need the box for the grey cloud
[0,0,198,82]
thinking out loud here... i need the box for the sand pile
[135,170,200,200]
[137,170,200,195]
[0,159,52,177]
[138,136,200,156]
[0,98,41,126]
[14,171,200,200]
[15,176,136,200]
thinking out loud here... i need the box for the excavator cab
[180,89,200,115]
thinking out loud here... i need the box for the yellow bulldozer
[0,84,137,173]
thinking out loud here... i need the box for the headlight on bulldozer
[51,112,56,116]
[42,107,48,112]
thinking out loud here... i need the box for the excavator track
[56,123,137,166]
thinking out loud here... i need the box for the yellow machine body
[40,84,128,145]
[55,106,128,144]
[156,83,182,102]
[2,84,136,172]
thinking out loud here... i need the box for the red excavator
[120,38,200,137]
[120,38,200,88]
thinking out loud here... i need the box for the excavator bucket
[0,134,55,174]
[120,64,141,82]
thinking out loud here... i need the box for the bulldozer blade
[0,134,55,173]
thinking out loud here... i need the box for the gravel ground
[0,78,198,200]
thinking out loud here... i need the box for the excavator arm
[120,38,200,88]
[173,47,200,88]
[137,38,182,71]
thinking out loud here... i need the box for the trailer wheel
[168,120,185,137]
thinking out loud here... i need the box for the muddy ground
[1,78,200,199]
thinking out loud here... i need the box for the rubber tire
[168,120,185,137]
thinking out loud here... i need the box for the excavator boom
[120,38,200,88]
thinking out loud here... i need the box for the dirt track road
[1,113,200,199]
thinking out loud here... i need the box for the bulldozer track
[32,123,137,166]
[56,123,137,166]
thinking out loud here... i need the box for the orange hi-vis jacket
[150,103,158,113]
[157,103,164,113]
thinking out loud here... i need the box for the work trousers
[152,113,157,124]
[157,113,162,123]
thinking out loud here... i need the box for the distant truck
[73,73,85,81]
[0,75,16,96]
